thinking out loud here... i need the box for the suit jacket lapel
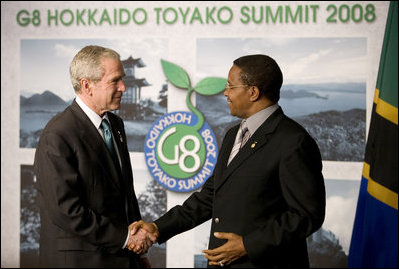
[215,108,284,191]
[107,113,128,183]
[106,112,133,223]
[69,101,122,190]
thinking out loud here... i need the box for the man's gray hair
[70,45,120,92]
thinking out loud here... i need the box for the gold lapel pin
[118,131,123,143]
[251,141,257,148]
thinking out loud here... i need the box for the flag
[348,1,398,268]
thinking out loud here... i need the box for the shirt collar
[245,103,280,135]
[75,95,109,130]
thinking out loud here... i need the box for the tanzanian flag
[348,1,398,268]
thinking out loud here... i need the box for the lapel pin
[118,131,123,143]
[251,141,257,148]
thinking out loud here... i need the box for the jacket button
[214,217,220,223]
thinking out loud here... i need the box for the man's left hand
[202,232,247,267]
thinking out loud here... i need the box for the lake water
[20,105,67,132]
[280,90,365,118]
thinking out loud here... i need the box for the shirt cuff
[122,228,129,249]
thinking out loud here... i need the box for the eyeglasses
[224,83,250,90]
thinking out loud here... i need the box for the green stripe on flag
[376,0,398,108]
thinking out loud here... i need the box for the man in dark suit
[34,45,150,268]
[131,54,326,267]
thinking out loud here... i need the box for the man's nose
[118,80,126,92]
[224,88,229,96]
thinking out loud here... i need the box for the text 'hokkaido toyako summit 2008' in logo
[144,60,226,192]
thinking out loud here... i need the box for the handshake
[125,220,247,266]
[126,220,159,254]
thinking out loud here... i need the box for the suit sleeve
[152,126,238,243]
[154,174,214,243]
[34,131,127,252]
[243,132,326,261]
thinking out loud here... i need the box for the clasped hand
[203,232,247,267]
[126,220,159,254]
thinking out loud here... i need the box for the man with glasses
[131,54,326,268]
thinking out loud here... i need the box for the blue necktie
[101,119,119,166]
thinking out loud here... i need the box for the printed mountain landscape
[197,82,366,162]
[19,90,165,152]
[20,82,366,162]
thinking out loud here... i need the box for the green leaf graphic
[194,77,227,96]
[161,59,191,89]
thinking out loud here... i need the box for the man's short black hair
[233,54,283,103]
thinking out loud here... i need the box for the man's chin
[111,102,121,111]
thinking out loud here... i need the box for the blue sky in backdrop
[21,38,167,101]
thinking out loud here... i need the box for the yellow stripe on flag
[363,162,398,210]
[374,89,398,125]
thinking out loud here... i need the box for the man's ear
[80,78,92,95]
[249,86,260,102]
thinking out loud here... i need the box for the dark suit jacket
[34,100,142,268]
[154,107,326,268]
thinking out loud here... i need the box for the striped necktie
[227,120,250,165]
[240,121,250,149]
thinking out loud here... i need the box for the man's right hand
[127,220,159,254]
